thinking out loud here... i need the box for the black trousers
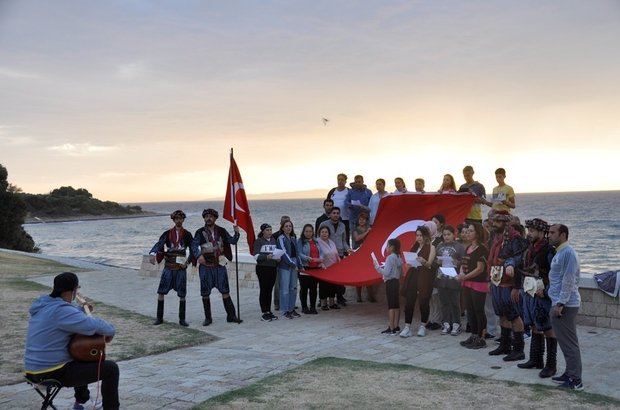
[27,360,119,410]
[462,286,487,337]
[299,274,319,309]
[256,264,277,313]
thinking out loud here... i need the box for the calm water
[23,191,620,274]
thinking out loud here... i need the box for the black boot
[202,297,212,326]
[179,300,189,327]
[539,337,557,378]
[489,327,512,356]
[223,297,243,323]
[518,332,544,369]
[153,299,164,325]
[504,331,525,361]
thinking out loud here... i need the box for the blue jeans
[278,267,298,312]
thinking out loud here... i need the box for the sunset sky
[1,1,619,203]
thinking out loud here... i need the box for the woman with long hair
[400,225,436,338]
[297,224,323,314]
[457,223,489,349]
[438,174,457,193]
[276,220,300,319]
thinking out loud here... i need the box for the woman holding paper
[400,225,436,338]
[457,223,489,350]
[434,225,466,335]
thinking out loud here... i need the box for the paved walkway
[2,257,619,409]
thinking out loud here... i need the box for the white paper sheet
[271,248,286,260]
[403,251,421,267]
[439,267,458,277]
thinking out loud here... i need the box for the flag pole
[230,148,241,323]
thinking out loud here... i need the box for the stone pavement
[2,258,619,409]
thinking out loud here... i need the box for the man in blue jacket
[24,272,119,410]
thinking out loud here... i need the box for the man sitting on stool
[24,272,119,410]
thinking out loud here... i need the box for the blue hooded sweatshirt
[24,295,115,373]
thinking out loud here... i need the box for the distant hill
[19,186,154,222]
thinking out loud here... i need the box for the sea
[22,191,619,275]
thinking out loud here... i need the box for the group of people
[22,165,584,410]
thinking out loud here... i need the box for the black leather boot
[153,299,164,325]
[539,337,557,378]
[518,332,544,369]
[504,331,525,361]
[202,297,212,326]
[179,300,189,327]
[223,297,243,323]
[489,327,512,356]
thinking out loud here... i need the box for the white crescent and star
[232,182,247,213]
[380,219,426,256]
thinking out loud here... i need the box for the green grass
[191,357,620,409]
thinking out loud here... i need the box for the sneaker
[451,323,461,336]
[284,311,294,319]
[393,327,401,333]
[261,313,272,321]
[441,323,451,335]
[329,304,341,310]
[466,336,487,350]
[321,305,329,311]
[302,307,310,314]
[399,326,413,338]
[381,327,393,334]
[308,308,318,314]
[557,377,583,391]
[269,312,278,320]
[73,400,102,410]
[291,310,301,317]
[460,335,475,347]
[417,325,427,337]
[484,333,495,340]
[552,373,570,384]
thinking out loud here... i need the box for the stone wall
[139,254,619,329]
[577,274,620,329]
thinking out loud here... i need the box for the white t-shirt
[330,188,349,221]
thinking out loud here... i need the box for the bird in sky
[322,118,329,126]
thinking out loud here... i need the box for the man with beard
[517,219,557,378]
[487,210,529,361]
[319,206,350,306]
[192,208,242,325]
[548,224,583,390]
[315,199,334,234]
[149,210,195,327]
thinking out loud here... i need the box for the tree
[0,163,35,252]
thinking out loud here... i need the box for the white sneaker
[399,326,412,338]
[441,322,451,335]
[417,324,427,337]
[451,323,461,336]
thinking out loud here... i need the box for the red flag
[223,154,256,254]
[308,193,475,286]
